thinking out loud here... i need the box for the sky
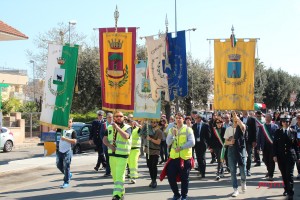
[1,0,300,79]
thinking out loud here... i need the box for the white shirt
[59,129,74,153]
[224,126,236,139]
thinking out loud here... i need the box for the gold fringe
[39,121,68,130]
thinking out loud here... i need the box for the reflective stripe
[113,188,124,192]
[115,181,124,186]
[129,168,137,172]
[115,147,131,153]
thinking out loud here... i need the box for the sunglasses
[282,121,288,123]
[98,114,103,116]
[216,122,223,124]
[114,115,124,118]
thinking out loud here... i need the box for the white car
[0,127,14,152]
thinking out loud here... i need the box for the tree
[26,22,87,80]
[2,98,22,115]
[254,59,267,102]
[71,47,101,113]
[183,54,213,115]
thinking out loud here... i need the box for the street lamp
[68,20,77,45]
[29,60,35,101]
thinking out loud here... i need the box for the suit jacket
[90,119,105,146]
[257,123,278,150]
[209,126,225,149]
[273,128,300,161]
[240,116,257,144]
[192,122,211,147]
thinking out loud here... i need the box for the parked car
[0,127,14,152]
[71,122,95,154]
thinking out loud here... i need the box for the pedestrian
[192,114,211,178]
[240,110,257,176]
[208,113,217,164]
[291,113,300,179]
[103,111,132,200]
[90,110,106,172]
[224,111,247,197]
[56,119,77,188]
[273,114,300,200]
[254,111,265,167]
[163,112,195,200]
[257,113,278,181]
[159,118,169,164]
[184,116,193,128]
[127,119,141,184]
[141,120,162,188]
[210,118,226,180]
[100,112,113,177]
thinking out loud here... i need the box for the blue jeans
[56,150,72,183]
[227,146,246,189]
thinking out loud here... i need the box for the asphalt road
[0,152,299,200]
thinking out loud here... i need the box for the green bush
[70,111,97,123]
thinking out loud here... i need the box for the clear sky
[1,0,300,79]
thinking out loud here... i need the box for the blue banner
[165,31,188,101]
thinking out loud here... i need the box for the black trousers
[95,144,106,169]
[278,156,295,196]
[160,140,168,162]
[254,146,261,164]
[195,142,207,175]
[146,154,159,182]
[212,147,223,176]
[246,142,253,171]
[167,158,191,198]
[262,144,275,177]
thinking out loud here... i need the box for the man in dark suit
[240,110,257,176]
[192,114,211,178]
[89,110,106,171]
[257,113,278,181]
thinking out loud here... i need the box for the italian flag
[40,44,79,129]
[254,103,266,110]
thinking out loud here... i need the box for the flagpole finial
[231,25,234,34]
[114,5,119,33]
[165,14,168,33]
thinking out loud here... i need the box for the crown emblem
[228,54,241,61]
[57,57,65,65]
[109,39,123,49]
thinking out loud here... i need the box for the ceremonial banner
[146,34,170,101]
[99,27,136,112]
[166,31,188,101]
[133,60,161,120]
[214,39,256,110]
[40,44,79,129]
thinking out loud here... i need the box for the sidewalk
[14,137,43,150]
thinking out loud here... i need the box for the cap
[280,114,291,122]
[97,110,105,115]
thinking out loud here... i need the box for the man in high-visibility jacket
[166,112,195,200]
[128,120,141,184]
[103,111,132,200]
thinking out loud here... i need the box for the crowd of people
[55,109,300,200]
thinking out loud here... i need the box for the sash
[255,118,273,144]
[212,127,226,161]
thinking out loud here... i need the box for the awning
[0,20,28,41]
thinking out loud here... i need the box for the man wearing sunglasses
[103,111,132,200]
[273,115,300,200]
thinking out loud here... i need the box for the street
[0,148,299,200]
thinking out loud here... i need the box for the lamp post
[29,60,36,101]
[68,20,76,45]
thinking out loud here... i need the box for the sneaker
[172,195,181,200]
[151,181,157,188]
[94,167,99,171]
[130,179,136,184]
[297,174,300,180]
[216,176,220,181]
[246,170,251,176]
[60,182,69,189]
[231,188,239,197]
[241,182,247,192]
[69,172,72,181]
[181,197,187,200]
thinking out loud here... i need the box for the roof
[0,20,28,41]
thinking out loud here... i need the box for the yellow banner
[100,28,136,112]
[214,39,256,110]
